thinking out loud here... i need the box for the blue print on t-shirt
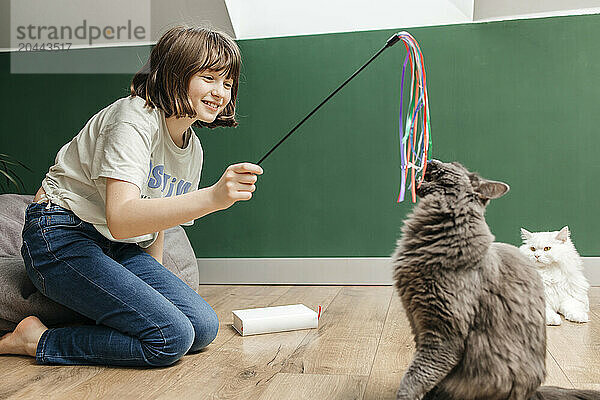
[146,160,192,196]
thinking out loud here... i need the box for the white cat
[519,226,590,325]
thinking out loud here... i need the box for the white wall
[449,0,474,19]
[474,0,600,21]
[225,0,471,40]
[225,0,600,40]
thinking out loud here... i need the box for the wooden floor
[1,286,599,399]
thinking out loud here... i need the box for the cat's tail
[530,386,600,400]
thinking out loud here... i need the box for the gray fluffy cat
[393,159,599,400]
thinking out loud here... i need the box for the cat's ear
[520,228,532,241]
[555,226,570,242]
[476,180,510,200]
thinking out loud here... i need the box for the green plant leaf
[4,165,26,191]
[0,169,19,189]
[0,154,32,193]
[0,156,32,172]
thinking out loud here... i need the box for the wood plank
[362,293,413,400]
[281,286,392,376]
[545,287,600,387]
[361,292,576,399]
[258,373,366,400]
[544,350,574,388]
[0,354,35,377]
[0,357,48,399]
[578,383,600,390]
[151,285,342,400]
[5,285,291,400]
[3,364,105,400]
[60,285,339,400]
[2,286,597,399]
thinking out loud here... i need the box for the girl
[0,26,263,367]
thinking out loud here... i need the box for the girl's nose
[212,85,225,98]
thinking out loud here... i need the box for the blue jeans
[20,201,219,367]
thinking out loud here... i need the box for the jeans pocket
[39,211,84,233]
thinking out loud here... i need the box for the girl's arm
[105,162,263,240]
[106,179,219,239]
[143,230,164,264]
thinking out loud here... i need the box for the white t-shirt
[40,95,203,248]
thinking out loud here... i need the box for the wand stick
[256,33,402,165]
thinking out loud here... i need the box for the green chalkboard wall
[1,14,599,257]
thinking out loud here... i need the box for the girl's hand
[209,162,263,210]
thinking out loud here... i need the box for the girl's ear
[555,226,570,242]
[520,228,532,241]
[476,180,510,200]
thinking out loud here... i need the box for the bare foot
[0,316,48,357]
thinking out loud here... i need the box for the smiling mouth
[202,100,220,111]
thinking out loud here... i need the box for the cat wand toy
[256,31,432,203]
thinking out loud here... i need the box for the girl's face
[188,69,234,123]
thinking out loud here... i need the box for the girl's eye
[202,75,214,80]
[530,247,536,252]
[543,247,551,251]
[224,83,232,89]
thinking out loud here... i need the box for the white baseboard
[197,257,600,286]
[583,257,600,285]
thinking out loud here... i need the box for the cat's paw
[563,311,589,323]
[546,313,562,326]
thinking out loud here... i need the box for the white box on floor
[232,304,319,336]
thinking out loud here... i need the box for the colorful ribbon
[396,32,432,202]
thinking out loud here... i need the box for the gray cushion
[0,193,199,332]
[0,194,32,258]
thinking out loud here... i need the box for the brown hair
[130,26,241,129]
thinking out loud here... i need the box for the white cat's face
[519,227,570,267]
